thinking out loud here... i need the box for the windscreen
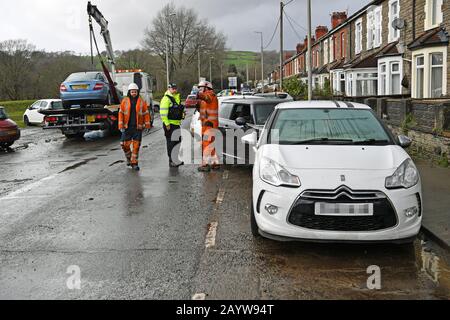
[0,108,7,119]
[270,108,391,145]
[254,103,277,125]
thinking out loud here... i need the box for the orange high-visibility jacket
[118,96,151,130]
[198,91,219,128]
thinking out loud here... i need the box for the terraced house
[273,0,449,99]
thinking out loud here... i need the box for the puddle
[417,239,450,297]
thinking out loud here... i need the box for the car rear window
[0,108,7,119]
[50,101,63,110]
[254,103,277,125]
[65,72,98,82]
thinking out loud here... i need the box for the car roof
[222,97,284,105]
[37,99,62,102]
[275,100,372,110]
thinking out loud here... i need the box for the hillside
[224,51,259,69]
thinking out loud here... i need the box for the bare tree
[0,39,36,100]
[142,3,227,79]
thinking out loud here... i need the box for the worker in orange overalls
[196,81,220,172]
[118,83,151,171]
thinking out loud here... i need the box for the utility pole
[220,63,224,90]
[246,63,249,85]
[198,47,201,83]
[166,12,176,87]
[307,0,312,101]
[209,56,213,83]
[255,31,264,93]
[279,1,284,91]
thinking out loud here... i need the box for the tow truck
[41,2,155,138]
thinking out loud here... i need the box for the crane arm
[87,1,115,71]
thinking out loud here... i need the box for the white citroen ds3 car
[242,101,422,243]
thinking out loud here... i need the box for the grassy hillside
[224,51,259,69]
[0,100,35,128]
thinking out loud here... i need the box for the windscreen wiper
[284,138,354,145]
[352,139,389,145]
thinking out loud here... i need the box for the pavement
[415,159,450,250]
[0,112,450,299]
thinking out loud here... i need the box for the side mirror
[241,132,257,146]
[398,135,412,148]
[235,117,247,126]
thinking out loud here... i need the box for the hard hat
[198,81,213,90]
[168,83,177,89]
[128,83,139,91]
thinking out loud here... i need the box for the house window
[416,56,425,98]
[430,52,444,98]
[355,18,363,54]
[425,0,443,30]
[332,70,346,95]
[412,47,447,98]
[367,6,382,50]
[324,39,329,64]
[378,57,403,95]
[356,72,378,96]
[388,0,400,43]
[346,73,353,96]
[330,37,335,62]
[341,33,346,58]
[379,63,387,95]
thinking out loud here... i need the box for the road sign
[228,77,237,88]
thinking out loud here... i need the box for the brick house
[270,0,449,100]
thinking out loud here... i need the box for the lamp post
[166,12,176,87]
[197,45,205,83]
[254,31,264,93]
[209,56,214,83]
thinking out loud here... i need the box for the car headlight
[385,159,419,189]
[259,157,301,187]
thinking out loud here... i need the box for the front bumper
[253,175,422,242]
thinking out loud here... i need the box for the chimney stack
[331,11,347,29]
[315,26,328,41]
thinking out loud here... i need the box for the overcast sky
[0,0,372,53]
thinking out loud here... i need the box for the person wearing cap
[118,83,151,171]
[160,83,184,167]
[196,80,220,172]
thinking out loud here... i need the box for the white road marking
[216,189,225,204]
[192,293,206,300]
[0,174,57,201]
[205,222,218,248]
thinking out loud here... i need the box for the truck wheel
[250,199,260,237]
[24,116,30,126]
[64,132,85,139]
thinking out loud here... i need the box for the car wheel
[250,199,260,237]
[24,116,30,126]
[105,92,112,106]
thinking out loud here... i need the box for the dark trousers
[163,124,181,162]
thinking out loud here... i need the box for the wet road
[0,113,449,299]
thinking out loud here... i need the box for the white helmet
[198,81,213,90]
[128,83,139,91]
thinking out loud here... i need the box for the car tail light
[45,116,58,123]
[93,83,104,90]
[95,114,108,120]
[60,84,67,92]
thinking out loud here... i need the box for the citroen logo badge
[341,175,346,182]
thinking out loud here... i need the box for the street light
[198,45,206,83]
[166,12,176,87]
[209,56,214,83]
[254,31,264,93]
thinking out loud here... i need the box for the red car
[185,94,199,109]
[0,106,21,148]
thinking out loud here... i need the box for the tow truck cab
[115,70,155,110]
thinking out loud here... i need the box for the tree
[142,3,227,92]
[0,39,35,100]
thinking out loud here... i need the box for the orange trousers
[201,126,219,166]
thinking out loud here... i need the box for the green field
[0,100,35,128]
[224,51,259,69]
